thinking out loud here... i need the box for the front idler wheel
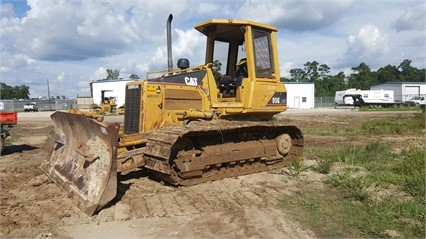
[276,133,292,156]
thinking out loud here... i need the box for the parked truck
[406,96,426,106]
[24,102,38,112]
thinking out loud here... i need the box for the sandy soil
[0,109,422,238]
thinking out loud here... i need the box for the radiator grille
[165,89,202,110]
[124,84,142,134]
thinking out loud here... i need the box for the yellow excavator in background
[41,15,304,216]
[67,91,119,121]
[90,90,117,114]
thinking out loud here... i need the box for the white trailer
[335,89,398,107]
[335,89,360,106]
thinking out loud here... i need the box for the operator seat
[235,58,247,88]
[217,58,248,97]
[236,58,248,78]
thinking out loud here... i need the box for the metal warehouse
[370,82,426,102]
[283,82,315,109]
[91,79,134,107]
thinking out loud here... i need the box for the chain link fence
[314,97,335,108]
[0,99,75,112]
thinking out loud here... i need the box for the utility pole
[47,79,52,111]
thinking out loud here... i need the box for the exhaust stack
[167,14,173,72]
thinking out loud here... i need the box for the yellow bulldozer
[41,15,304,216]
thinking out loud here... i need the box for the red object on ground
[0,112,18,125]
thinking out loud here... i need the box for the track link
[143,120,304,185]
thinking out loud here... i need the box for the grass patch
[279,187,369,238]
[302,127,361,136]
[329,172,370,202]
[358,105,421,112]
[269,157,309,177]
[280,141,425,238]
[393,147,426,199]
[6,131,23,143]
[361,114,425,135]
[303,112,425,136]
[286,158,310,177]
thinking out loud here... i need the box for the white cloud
[173,29,205,62]
[238,0,353,31]
[22,1,140,60]
[0,53,34,72]
[91,67,108,81]
[0,3,14,18]
[2,0,192,62]
[347,25,389,54]
[57,72,66,82]
[393,3,426,31]
[338,25,389,68]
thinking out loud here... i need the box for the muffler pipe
[167,14,173,72]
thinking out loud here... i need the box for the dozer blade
[40,111,120,216]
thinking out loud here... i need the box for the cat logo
[185,77,198,86]
[128,85,139,89]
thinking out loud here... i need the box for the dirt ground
[0,109,423,238]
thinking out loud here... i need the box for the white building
[91,79,135,107]
[370,82,426,102]
[283,82,315,109]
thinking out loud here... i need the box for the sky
[0,0,425,99]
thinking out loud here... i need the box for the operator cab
[195,19,278,100]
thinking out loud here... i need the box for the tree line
[0,83,30,99]
[102,69,140,81]
[0,82,68,100]
[281,59,425,97]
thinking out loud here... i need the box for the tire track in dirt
[96,173,318,239]
[159,193,182,216]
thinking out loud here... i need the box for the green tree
[289,68,308,82]
[313,72,346,97]
[318,64,331,78]
[304,61,320,82]
[129,74,140,80]
[317,72,347,97]
[377,65,399,83]
[0,83,30,99]
[0,83,12,99]
[398,59,424,82]
[348,63,375,90]
[106,69,120,80]
[212,60,222,81]
[289,61,331,83]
